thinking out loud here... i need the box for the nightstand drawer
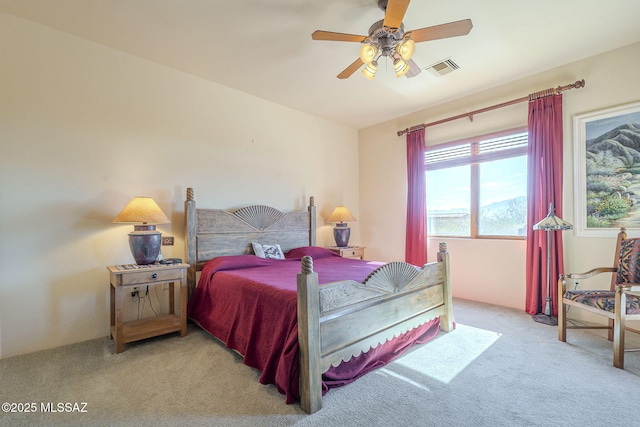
[325,246,365,260]
[343,247,364,259]
[120,269,183,285]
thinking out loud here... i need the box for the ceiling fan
[312,0,472,80]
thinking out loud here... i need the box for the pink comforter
[187,251,440,404]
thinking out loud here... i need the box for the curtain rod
[397,79,586,137]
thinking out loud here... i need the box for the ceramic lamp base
[333,223,351,247]
[129,225,161,265]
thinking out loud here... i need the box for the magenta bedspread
[187,250,441,404]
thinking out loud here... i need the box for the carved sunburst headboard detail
[234,205,285,230]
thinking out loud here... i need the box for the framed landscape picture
[574,101,640,236]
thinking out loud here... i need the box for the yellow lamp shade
[112,197,170,224]
[327,206,357,223]
[361,60,378,80]
[396,39,415,61]
[359,43,378,64]
[394,58,410,78]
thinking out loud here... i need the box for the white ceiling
[1,0,639,129]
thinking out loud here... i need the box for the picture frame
[573,101,640,237]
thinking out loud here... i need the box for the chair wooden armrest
[562,267,618,281]
[559,267,618,297]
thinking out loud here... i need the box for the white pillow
[252,242,285,260]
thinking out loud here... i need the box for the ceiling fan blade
[383,0,411,29]
[337,58,365,79]
[408,19,473,43]
[404,58,422,78]
[312,30,367,43]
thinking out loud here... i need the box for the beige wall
[0,13,359,358]
[359,42,640,312]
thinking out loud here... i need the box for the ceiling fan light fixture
[359,43,378,64]
[361,60,378,80]
[396,38,415,60]
[393,57,410,77]
[312,3,473,80]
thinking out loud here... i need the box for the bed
[184,188,453,413]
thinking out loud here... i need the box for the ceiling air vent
[426,59,459,77]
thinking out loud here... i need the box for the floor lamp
[532,202,573,326]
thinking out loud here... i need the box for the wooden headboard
[184,187,316,296]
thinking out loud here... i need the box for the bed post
[437,242,454,332]
[297,256,322,414]
[308,196,316,246]
[185,187,197,297]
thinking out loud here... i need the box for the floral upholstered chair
[558,228,640,368]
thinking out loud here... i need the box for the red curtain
[525,94,565,315]
[406,129,427,266]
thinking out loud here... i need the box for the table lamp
[113,197,171,265]
[327,206,357,247]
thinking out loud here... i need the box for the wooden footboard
[297,243,452,414]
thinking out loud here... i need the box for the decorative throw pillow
[285,246,340,260]
[252,242,285,260]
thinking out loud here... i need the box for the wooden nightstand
[107,263,189,353]
[326,246,365,260]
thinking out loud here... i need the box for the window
[425,128,528,238]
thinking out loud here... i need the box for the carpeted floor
[1,298,639,426]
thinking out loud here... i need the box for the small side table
[107,263,189,354]
[326,246,365,260]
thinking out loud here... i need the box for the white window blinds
[425,130,528,170]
